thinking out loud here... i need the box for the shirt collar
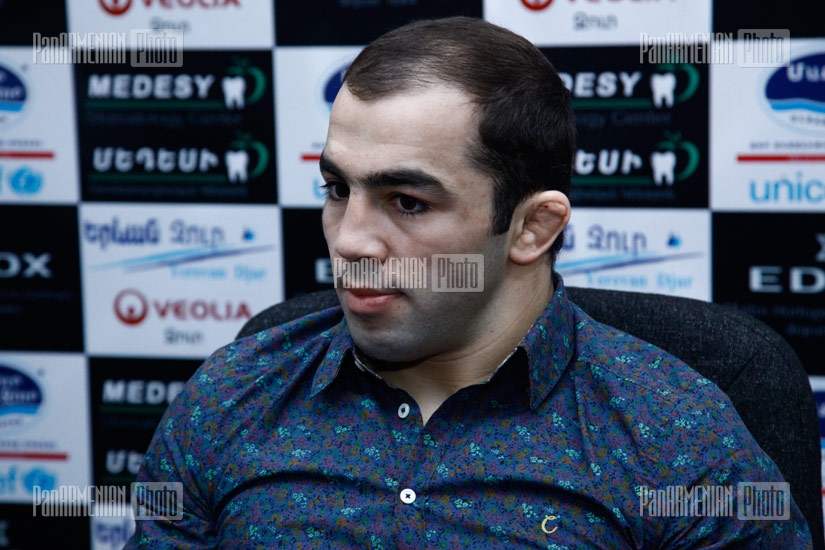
[519,275,577,409]
[311,317,354,397]
[310,275,578,408]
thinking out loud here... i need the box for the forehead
[323,85,482,181]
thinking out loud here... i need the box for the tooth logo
[225,150,249,183]
[650,73,677,109]
[650,151,677,186]
[222,76,246,110]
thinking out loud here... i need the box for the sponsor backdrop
[0,0,822,547]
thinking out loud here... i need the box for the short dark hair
[343,16,575,261]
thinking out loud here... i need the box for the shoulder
[197,304,344,387]
[136,306,348,514]
[166,305,346,435]
[567,305,767,480]
[571,303,713,404]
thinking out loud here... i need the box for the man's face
[320,84,512,364]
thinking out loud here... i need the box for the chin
[349,327,425,364]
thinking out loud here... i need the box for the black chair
[237,286,824,547]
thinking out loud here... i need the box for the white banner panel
[0,352,90,504]
[80,203,283,358]
[276,46,362,207]
[0,47,79,204]
[484,0,710,47]
[66,0,274,49]
[711,38,825,211]
[556,208,710,300]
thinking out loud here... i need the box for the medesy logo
[102,378,184,405]
[85,57,267,111]
[113,288,251,325]
[89,131,269,187]
[0,63,27,129]
[560,63,699,111]
[763,52,825,135]
[99,0,240,16]
[0,364,44,433]
[77,51,275,202]
[556,54,703,195]
[574,129,699,187]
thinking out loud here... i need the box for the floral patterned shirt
[127,280,812,549]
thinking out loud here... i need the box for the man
[127,17,812,548]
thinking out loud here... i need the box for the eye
[321,181,349,201]
[393,194,430,216]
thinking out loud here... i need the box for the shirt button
[397,403,410,419]
[400,488,416,504]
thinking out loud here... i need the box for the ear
[508,191,571,265]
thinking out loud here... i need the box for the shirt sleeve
[644,383,813,549]
[123,365,218,549]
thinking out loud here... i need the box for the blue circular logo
[763,52,825,135]
[322,63,349,111]
[0,364,44,434]
[0,63,28,129]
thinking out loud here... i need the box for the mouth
[343,288,402,314]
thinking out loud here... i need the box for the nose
[328,193,389,262]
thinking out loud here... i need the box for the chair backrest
[237,286,824,547]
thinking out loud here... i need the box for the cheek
[321,208,338,245]
[437,218,494,253]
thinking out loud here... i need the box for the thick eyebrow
[319,153,455,199]
[319,154,346,181]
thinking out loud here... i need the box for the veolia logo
[0,63,27,130]
[100,0,240,14]
[99,0,132,16]
[763,52,825,135]
[0,364,44,434]
[521,0,554,11]
[114,288,252,325]
[114,289,149,325]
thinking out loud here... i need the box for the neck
[374,268,555,424]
